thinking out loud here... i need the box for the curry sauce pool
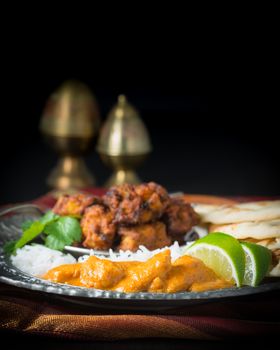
[43,250,232,293]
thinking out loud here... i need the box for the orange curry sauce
[43,250,232,293]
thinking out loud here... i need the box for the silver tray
[1,205,280,311]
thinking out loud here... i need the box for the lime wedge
[240,242,272,287]
[184,232,245,287]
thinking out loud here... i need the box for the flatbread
[269,260,280,277]
[194,200,280,224]
[209,220,280,240]
[219,237,280,250]
[266,238,280,251]
[183,195,237,206]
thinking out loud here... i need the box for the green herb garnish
[3,240,18,255]
[3,211,82,254]
[44,217,82,251]
[14,221,45,250]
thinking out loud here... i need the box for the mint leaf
[14,221,45,250]
[44,217,81,251]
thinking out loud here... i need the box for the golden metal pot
[97,95,152,187]
[39,80,100,191]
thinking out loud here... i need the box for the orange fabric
[0,283,280,340]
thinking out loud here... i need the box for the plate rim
[1,207,280,304]
[1,254,280,302]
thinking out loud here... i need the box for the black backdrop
[0,68,279,205]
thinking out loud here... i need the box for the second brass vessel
[97,95,152,187]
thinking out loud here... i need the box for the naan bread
[209,220,280,240]
[266,238,280,250]
[245,238,280,250]
[269,261,280,277]
[183,195,236,206]
[194,200,280,224]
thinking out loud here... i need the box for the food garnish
[4,211,81,254]
[184,232,272,287]
[241,241,272,286]
[185,232,246,287]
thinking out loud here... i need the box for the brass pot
[39,80,100,191]
[97,95,152,187]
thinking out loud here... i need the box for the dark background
[0,14,279,350]
[0,65,279,205]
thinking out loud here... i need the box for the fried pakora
[52,193,98,217]
[81,204,116,250]
[52,183,200,252]
[118,221,171,252]
[163,198,199,239]
[103,182,170,225]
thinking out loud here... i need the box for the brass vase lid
[39,80,100,138]
[97,95,152,156]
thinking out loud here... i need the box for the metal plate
[1,207,280,311]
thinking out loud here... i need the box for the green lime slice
[240,242,272,287]
[184,232,245,287]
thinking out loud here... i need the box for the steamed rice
[11,244,76,277]
[11,242,192,277]
[78,241,189,263]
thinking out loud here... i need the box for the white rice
[11,241,193,277]
[11,244,76,277]
[78,241,191,263]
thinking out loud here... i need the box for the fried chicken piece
[52,193,98,217]
[103,182,170,225]
[81,204,116,250]
[118,221,171,252]
[162,197,199,239]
